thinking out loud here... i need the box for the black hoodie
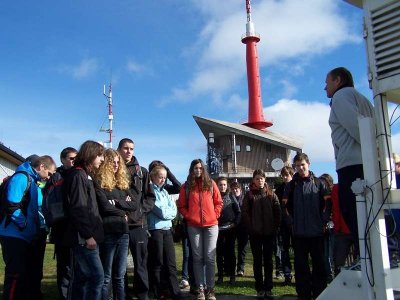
[125,156,155,227]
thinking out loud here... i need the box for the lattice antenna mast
[100,83,113,148]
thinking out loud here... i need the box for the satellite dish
[271,158,284,171]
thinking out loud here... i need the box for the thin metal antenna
[100,82,113,148]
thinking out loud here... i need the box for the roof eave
[193,115,303,153]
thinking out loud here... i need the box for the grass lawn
[0,243,297,299]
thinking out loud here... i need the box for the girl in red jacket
[177,159,222,300]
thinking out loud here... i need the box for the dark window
[266,144,272,152]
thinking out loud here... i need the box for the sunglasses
[67,157,76,161]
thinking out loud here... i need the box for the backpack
[42,172,66,227]
[0,171,32,227]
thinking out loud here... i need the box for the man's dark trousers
[1,234,46,300]
[337,164,363,255]
[128,226,149,300]
[293,236,327,299]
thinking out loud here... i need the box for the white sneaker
[179,279,189,289]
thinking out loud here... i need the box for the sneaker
[189,286,197,295]
[265,290,274,298]
[229,276,236,285]
[179,279,189,289]
[196,286,205,300]
[205,288,216,300]
[284,274,292,285]
[257,290,265,299]
[236,270,244,277]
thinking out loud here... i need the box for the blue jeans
[187,225,218,289]
[100,233,129,300]
[69,244,104,300]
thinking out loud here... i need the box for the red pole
[242,0,272,131]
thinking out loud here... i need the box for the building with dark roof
[194,115,303,187]
[0,142,25,182]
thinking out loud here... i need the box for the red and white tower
[242,0,273,131]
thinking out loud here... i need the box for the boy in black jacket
[274,166,294,284]
[284,153,331,300]
[118,138,155,300]
[216,177,241,285]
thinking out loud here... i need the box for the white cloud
[280,79,298,98]
[168,0,361,103]
[126,59,144,73]
[58,58,99,79]
[225,93,247,111]
[264,98,334,163]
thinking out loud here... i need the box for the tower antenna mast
[100,82,113,148]
[242,0,272,131]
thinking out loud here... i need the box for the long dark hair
[186,159,213,191]
[74,140,104,173]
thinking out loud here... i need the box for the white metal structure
[100,83,114,149]
[319,1,400,299]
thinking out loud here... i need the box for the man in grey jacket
[326,67,374,255]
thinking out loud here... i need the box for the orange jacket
[177,179,222,227]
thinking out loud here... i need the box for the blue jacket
[147,184,177,230]
[0,161,42,242]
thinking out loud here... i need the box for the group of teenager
[0,141,358,300]
[2,66,399,300]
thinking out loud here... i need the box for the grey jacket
[329,87,374,170]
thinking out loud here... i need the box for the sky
[1,0,399,182]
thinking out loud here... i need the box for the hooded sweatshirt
[0,161,41,242]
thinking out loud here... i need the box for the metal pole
[359,116,393,300]
[232,133,237,173]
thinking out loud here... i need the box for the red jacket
[177,179,222,227]
[331,184,351,235]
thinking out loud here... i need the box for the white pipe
[359,116,393,300]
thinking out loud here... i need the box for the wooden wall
[218,135,289,173]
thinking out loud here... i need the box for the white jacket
[329,87,374,170]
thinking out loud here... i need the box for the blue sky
[1,0,399,182]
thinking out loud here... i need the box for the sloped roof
[0,143,25,165]
[193,115,303,153]
[343,0,362,8]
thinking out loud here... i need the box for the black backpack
[42,172,66,227]
[0,171,32,227]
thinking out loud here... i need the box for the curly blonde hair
[95,149,130,191]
